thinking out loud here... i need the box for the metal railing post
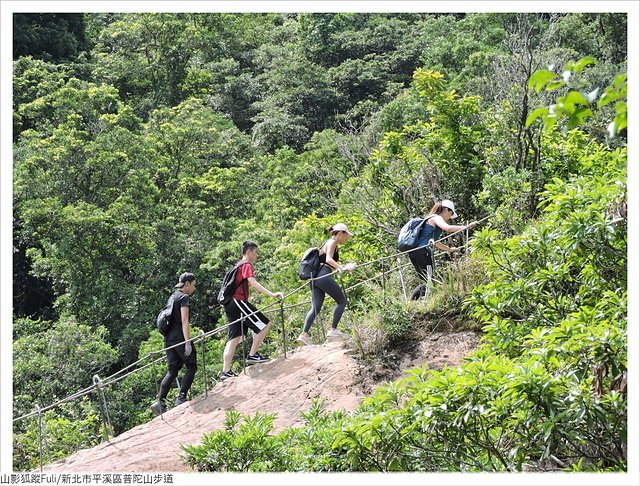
[339,276,352,332]
[279,300,288,359]
[199,329,208,397]
[241,315,247,375]
[397,256,408,300]
[35,404,43,472]
[92,375,112,442]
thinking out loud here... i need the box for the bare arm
[247,277,283,299]
[181,306,191,342]
[432,214,467,234]
[431,215,469,254]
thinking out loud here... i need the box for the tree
[357,69,487,236]
[13,13,89,62]
[13,318,118,423]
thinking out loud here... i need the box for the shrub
[182,153,626,472]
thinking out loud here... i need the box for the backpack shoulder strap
[168,292,179,323]
[234,260,250,273]
[423,214,437,224]
[317,241,329,270]
[230,261,250,292]
[168,292,178,308]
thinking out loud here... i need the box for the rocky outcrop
[42,340,365,472]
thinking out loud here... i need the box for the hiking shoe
[219,370,238,381]
[246,353,270,364]
[327,328,344,337]
[174,394,187,406]
[296,334,312,346]
[150,400,167,417]
[410,284,427,301]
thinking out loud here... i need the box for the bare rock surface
[42,330,481,473]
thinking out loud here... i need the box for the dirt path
[42,330,481,473]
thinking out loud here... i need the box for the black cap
[175,272,196,288]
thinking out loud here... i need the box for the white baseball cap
[440,200,458,219]
[332,223,353,236]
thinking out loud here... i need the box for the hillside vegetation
[12,12,627,472]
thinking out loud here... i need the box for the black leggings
[408,247,434,300]
[158,342,197,400]
[303,265,347,333]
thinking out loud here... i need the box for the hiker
[150,272,198,416]
[297,223,356,346]
[408,200,476,299]
[219,241,283,380]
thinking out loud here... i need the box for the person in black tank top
[297,223,357,345]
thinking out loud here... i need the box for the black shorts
[408,247,434,282]
[224,299,270,340]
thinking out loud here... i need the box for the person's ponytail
[428,202,444,215]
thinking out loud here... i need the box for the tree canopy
[10,11,629,473]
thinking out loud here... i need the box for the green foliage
[474,167,533,235]
[252,130,353,228]
[13,14,89,63]
[13,399,103,472]
[185,302,626,471]
[12,13,627,472]
[13,318,118,424]
[13,57,68,119]
[419,255,488,319]
[367,69,487,224]
[526,57,627,137]
[379,298,412,343]
[467,151,625,357]
[349,292,413,355]
[598,74,628,136]
[183,402,353,472]
[13,318,118,471]
[182,411,287,472]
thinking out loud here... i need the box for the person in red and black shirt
[219,241,283,380]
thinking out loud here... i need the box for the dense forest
[12,12,627,472]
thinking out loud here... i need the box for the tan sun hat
[332,223,354,236]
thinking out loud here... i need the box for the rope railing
[13,216,489,426]
[354,214,491,270]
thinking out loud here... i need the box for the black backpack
[298,247,322,280]
[397,215,435,252]
[156,294,176,336]
[217,261,248,305]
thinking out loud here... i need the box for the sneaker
[246,353,270,364]
[174,394,187,406]
[327,328,344,337]
[150,400,167,417]
[296,334,313,346]
[296,334,312,346]
[218,370,238,381]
